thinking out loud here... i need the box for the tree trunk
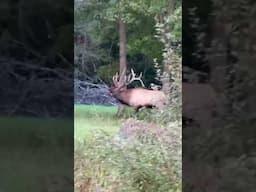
[119,19,127,82]
[117,19,127,116]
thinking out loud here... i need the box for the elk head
[109,69,145,97]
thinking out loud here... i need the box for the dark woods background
[0,0,73,117]
[183,0,212,76]
[0,0,74,191]
[183,0,256,191]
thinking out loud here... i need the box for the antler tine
[138,72,142,78]
[124,69,133,85]
[137,75,145,87]
[112,72,120,87]
[125,68,145,87]
[112,72,118,81]
[120,69,126,79]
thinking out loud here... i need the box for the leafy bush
[97,63,119,85]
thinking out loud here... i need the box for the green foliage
[74,0,180,82]
[127,15,164,60]
[153,0,182,100]
[74,105,120,141]
[97,63,119,84]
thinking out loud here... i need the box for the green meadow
[74,104,121,142]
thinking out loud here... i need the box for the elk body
[110,69,168,115]
[111,87,168,110]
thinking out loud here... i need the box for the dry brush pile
[74,79,118,106]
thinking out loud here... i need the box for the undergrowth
[75,129,181,192]
[74,103,182,192]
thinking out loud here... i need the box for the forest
[74,0,182,191]
[75,0,256,191]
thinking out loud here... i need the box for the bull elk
[109,69,168,116]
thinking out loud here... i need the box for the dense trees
[75,0,181,117]
[75,0,181,90]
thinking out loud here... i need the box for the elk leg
[117,104,125,117]
[135,106,142,113]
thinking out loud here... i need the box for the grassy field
[74,104,121,142]
[0,116,73,192]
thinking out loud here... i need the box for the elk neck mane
[114,88,134,105]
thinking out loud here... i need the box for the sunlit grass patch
[74,104,121,142]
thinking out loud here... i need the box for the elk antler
[112,71,126,88]
[125,69,145,87]
[112,69,145,88]
[112,72,120,87]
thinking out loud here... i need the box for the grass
[74,104,121,143]
[0,116,73,192]
[74,104,161,143]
